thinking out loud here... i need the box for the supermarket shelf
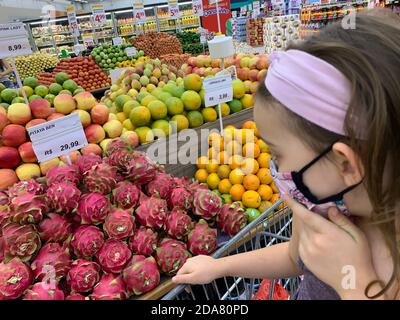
[33,31,71,37]
[117,20,156,26]
[37,40,74,47]
[79,27,113,32]
[159,27,177,31]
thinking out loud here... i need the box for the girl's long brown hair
[260,10,400,298]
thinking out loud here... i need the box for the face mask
[269,144,361,217]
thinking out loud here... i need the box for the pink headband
[265,50,352,136]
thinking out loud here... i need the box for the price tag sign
[27,113,88,163]
[0,23,32,58]
[133,1,146,23]
[67,6,80,37]
[216,66,237,81]
[125,47,137,57]
[82,34,94,47]
[168,0,181,19]
[113,37,123,46]
[73,44,85,56]
[110,67,129,85]
[91,4,107,26]
[193,0,204,16]
[231,11,237,18]
[253,1,260,16]
[203,74,233,108]
[240,6,246,16]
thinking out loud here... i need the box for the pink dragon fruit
[46,165,81,186]
[76,154,102,175]
[128,227,158,256]
[66,259,101,293]
[7,179,44,199]
[103,208,135,240]
[97,239,132,274]
[164,208,194,240]
[31,243,71,282]
[71,225,105,259]
[217,203,248,236]
[146,173,176,199]
[10,193,47,225]
[168,187,193,211]
[190,182,208,193]
[112,181,140,210]
[66,293,88,300]
[77,193,110,225]
[83,163,118,195]
[107,148,134,172]
[126,155,159,185]
[174,176,192,188]
[38,214,72,244]
[0,191,9,205]
[155,238,191,276]
[91,274,127,300]
[23,282,65,300]
[46,182,81,214]
[0,205,11,229]
[122,255,160,295]
[193,189,222,220]
[140,191,149,203]
[2,223,41,262]
[105,138,130,156]
[136,197,169,230]
[0,258,33,300]
[187,219,217,256]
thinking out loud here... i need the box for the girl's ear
[332,142,364,186]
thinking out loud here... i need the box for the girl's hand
[284,196,378,299]
[172,255,224,285]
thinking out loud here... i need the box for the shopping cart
[161,201,301,300]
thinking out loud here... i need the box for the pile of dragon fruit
[0,138,248,300]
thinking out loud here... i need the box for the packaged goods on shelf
[233,40,255,55]
[232,17,247,42]
[246,18,266,47]
[263,14,300,54]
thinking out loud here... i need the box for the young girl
[172,11,400,300]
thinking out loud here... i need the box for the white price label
[113,37,123,46]
[92,4,107,26]
[216,66,237,81]
[133,1,146,23]
[168,0,180,19]
[110,67,129,85]
[200,35,206,44]
[73,44,85,56]
[67,6,80,37]
[125,47,137,57]
[0,23,32,59]
[82,34,94,47]
[232,11,237,18]
[203,74,233,108]
[27,113,88,163]
[240,6,246,15]
[193,0,204,16]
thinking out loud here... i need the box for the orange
[197,156,209,169]
[242,190,262,208]
[257,168,273,185]
[257,139,270,153]
[218,151,229,165]
[270,193,280,204]
[229,168,245,185]
[217,165,231,179]
[257,153,270,168]
[208,147,219,160]
[258,184,273,201]
[218,179,232,194]
[229,155,243,169]
[270,181,279,193]
[225,140,242,156]
[243,174,260,191]
[208,132,224,150]
[195,169,208,183]
[207,173,220,190]
[238,129,256,144]
[230,184,246,201]
[242,120,260,137]
[241,158,259,175]
[206,159,219,173]
[259,200,273,212]
[242,142,260,159]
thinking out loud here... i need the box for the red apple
[237,68,249,81]
[84,124,106,144]
[256,57,269,70]
[0,169,18,190]
[0,146,21,168]
[26,119,47,129]
[47,113,65,121]
[2,124,27,147]
[91,104,109,125]
[81,143,102,156]
[257,69,267,82]
[18,142,37,163]
[29,99,54,119]
[0,112,9,132]
[249,69,259,82]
